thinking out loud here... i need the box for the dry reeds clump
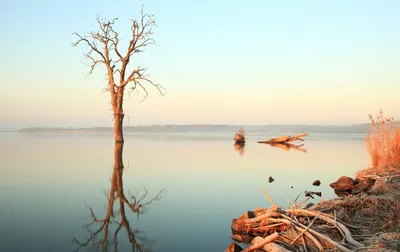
[365,109,400,175]
[313,194,400,233]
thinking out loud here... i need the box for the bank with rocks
[225,168,400,252]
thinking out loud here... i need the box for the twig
[281,215,352,252]
[297,197,311,209]
[260,188,276,206]
[290,213,321,245]
[334,210,346,242]
[244,212,281,224]
[300,234,308,252]
[285,209,363,247]
[294,192,302,204]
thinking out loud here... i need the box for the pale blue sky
[0,0,399,128]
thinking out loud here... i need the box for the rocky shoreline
[225,168,400,252]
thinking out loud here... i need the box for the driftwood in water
[258,133,308,153]
[234,128,246,144]
[234,133,246,144]
[258,133,308,144]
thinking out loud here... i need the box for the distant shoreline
[13,124,373,134]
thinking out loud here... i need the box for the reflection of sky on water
[0,132,368,251]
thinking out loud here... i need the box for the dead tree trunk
[112,87,125,142]
[72,6,165,143]
[113,113,124,142]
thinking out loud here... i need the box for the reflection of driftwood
[73,142,165,252]
[266,142,307,153]
[257,133,308,144]
[258,133,308,153]
[234,143,245,156]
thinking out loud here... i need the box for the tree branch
[72,5,164,121]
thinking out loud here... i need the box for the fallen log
[257,133,308,144]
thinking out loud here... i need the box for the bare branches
[130,75,166,103]
[118,5,159,93]
[73,186,163,252]
[72,33,106,61]
[72,206,113,251]
[126,187,166,215]
[72,5,164,121]
[126,5,158,59]
[123,65,166,102]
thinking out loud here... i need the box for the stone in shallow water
[312,179,321,186]
[268,176,275,183]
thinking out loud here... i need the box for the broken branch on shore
[228,189,363,252]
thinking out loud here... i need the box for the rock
[330,176,375,196]
[352,178,375,195]
[312,180,321,186]
[231,234,254,244]
[329,176,355,191]
[225,242,243,252]
[232,211,256,234]
[333,189,351,197]
[231,219,247,234]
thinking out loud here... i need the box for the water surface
[0,131,369,251]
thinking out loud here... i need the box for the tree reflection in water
[73,143,166,251]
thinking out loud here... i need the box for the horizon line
[10,123,374,130]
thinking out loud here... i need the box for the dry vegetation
[363,109,400,176]
[226,110,400,252]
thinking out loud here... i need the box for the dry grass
[314,193,400,234]
[364,109,400,175]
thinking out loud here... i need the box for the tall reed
[365,109,400,172]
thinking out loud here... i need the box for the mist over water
[0,131,369,252]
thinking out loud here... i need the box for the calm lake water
[0,131,370,252]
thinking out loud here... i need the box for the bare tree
[72,6,165,143]
[73,142,166,251]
